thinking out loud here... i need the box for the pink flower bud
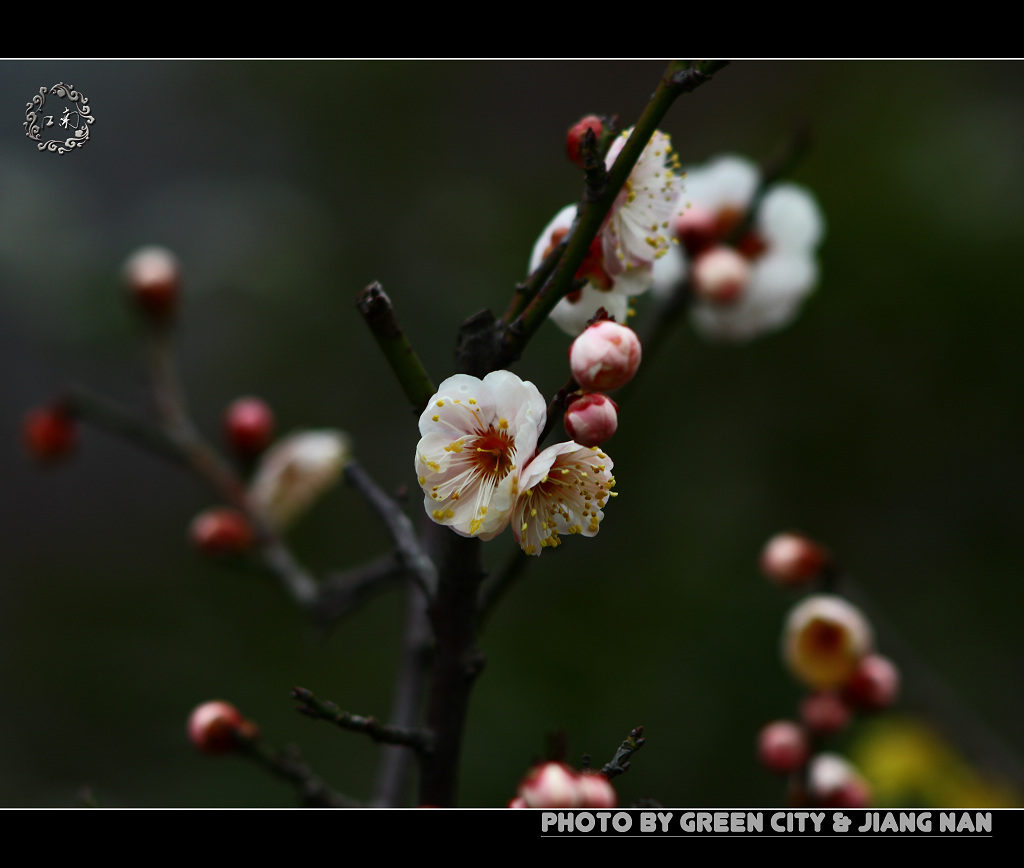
[673,205,720,256]
[224,397,275,457]
[576,772,617,808]
[566,115,603,168]
[760,531,831,588]
[189,508,253,556]
[692,246,750,305]
[22,404,77,464]
[564,392,618,447]
[187,700,258,754]
[807,753,871,808]
[844,653,900,711]
[800,690,851,735]
[783,595,873,690]
[123,245,180,322]
[569,320,641,392]
[757,720,810,774]
[517,762,581,808]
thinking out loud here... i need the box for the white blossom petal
[415,371,546,540]
[513,442,615,556]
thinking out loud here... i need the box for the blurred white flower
[248,430,351,529]
[658,154,825,342]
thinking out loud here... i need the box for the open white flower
[416,371,546,540]
[512,442,615,556]
[529,127,682,337]
[602,127,682,277]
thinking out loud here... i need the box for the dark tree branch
[600,725,646,780]
[292,686,433,754]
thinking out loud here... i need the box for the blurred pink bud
[576,772,617,808]
[123,245,180,322]
[22,404,77,464]
[569,320,642,392]
[783,595,873,690]
[517,762,581,808]
[800,690,851,735]
[844,653,900,711]
[807,753,871,808]
[189,508,254,556]
[507,796,528,809]
[224,397,275,457]
[692,246,750,305]
[566,115,603,168]
[187,700,258,754]
[760,531,831,588]
[757,720,810,774]
[564,392,618,447]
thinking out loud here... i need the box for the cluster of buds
[187,700,259,754]
[756,532,900,808]
[24,246,354,559]
[563,319,642,447]
[508,762,617,809]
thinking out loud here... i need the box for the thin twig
[344,460,438,600]
[312,554,407,627]
[600,725,646,780]
[292,687,433,754]
[236,731,358,808]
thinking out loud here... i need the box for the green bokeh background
[1,60,1021,807]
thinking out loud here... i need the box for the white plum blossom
[248,429,351,529]
[602,127,682,277]
[530,127,683,336]
[656,154,825,343]
[415,371,546,540]
[512,441,615,556]
[530,205,631,336]
[416,371,617,555]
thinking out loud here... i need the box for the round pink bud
[800,690,851,735]
[760,531,831,588]
[569,320,642,392]
[123,245,181,322]
[22,404,77,464]
[189,508,254,556]
[576,772,617,808]
[224,397,275,457]
[187,700,257,754]
[692,246,750,305]
[757,720,810,774]
[844,653,900,711]
[807,753,871,808]
[566,115,603,168]
[564,392,618,447]
[517,762,581,808]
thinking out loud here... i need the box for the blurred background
[2,60,1022,807]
